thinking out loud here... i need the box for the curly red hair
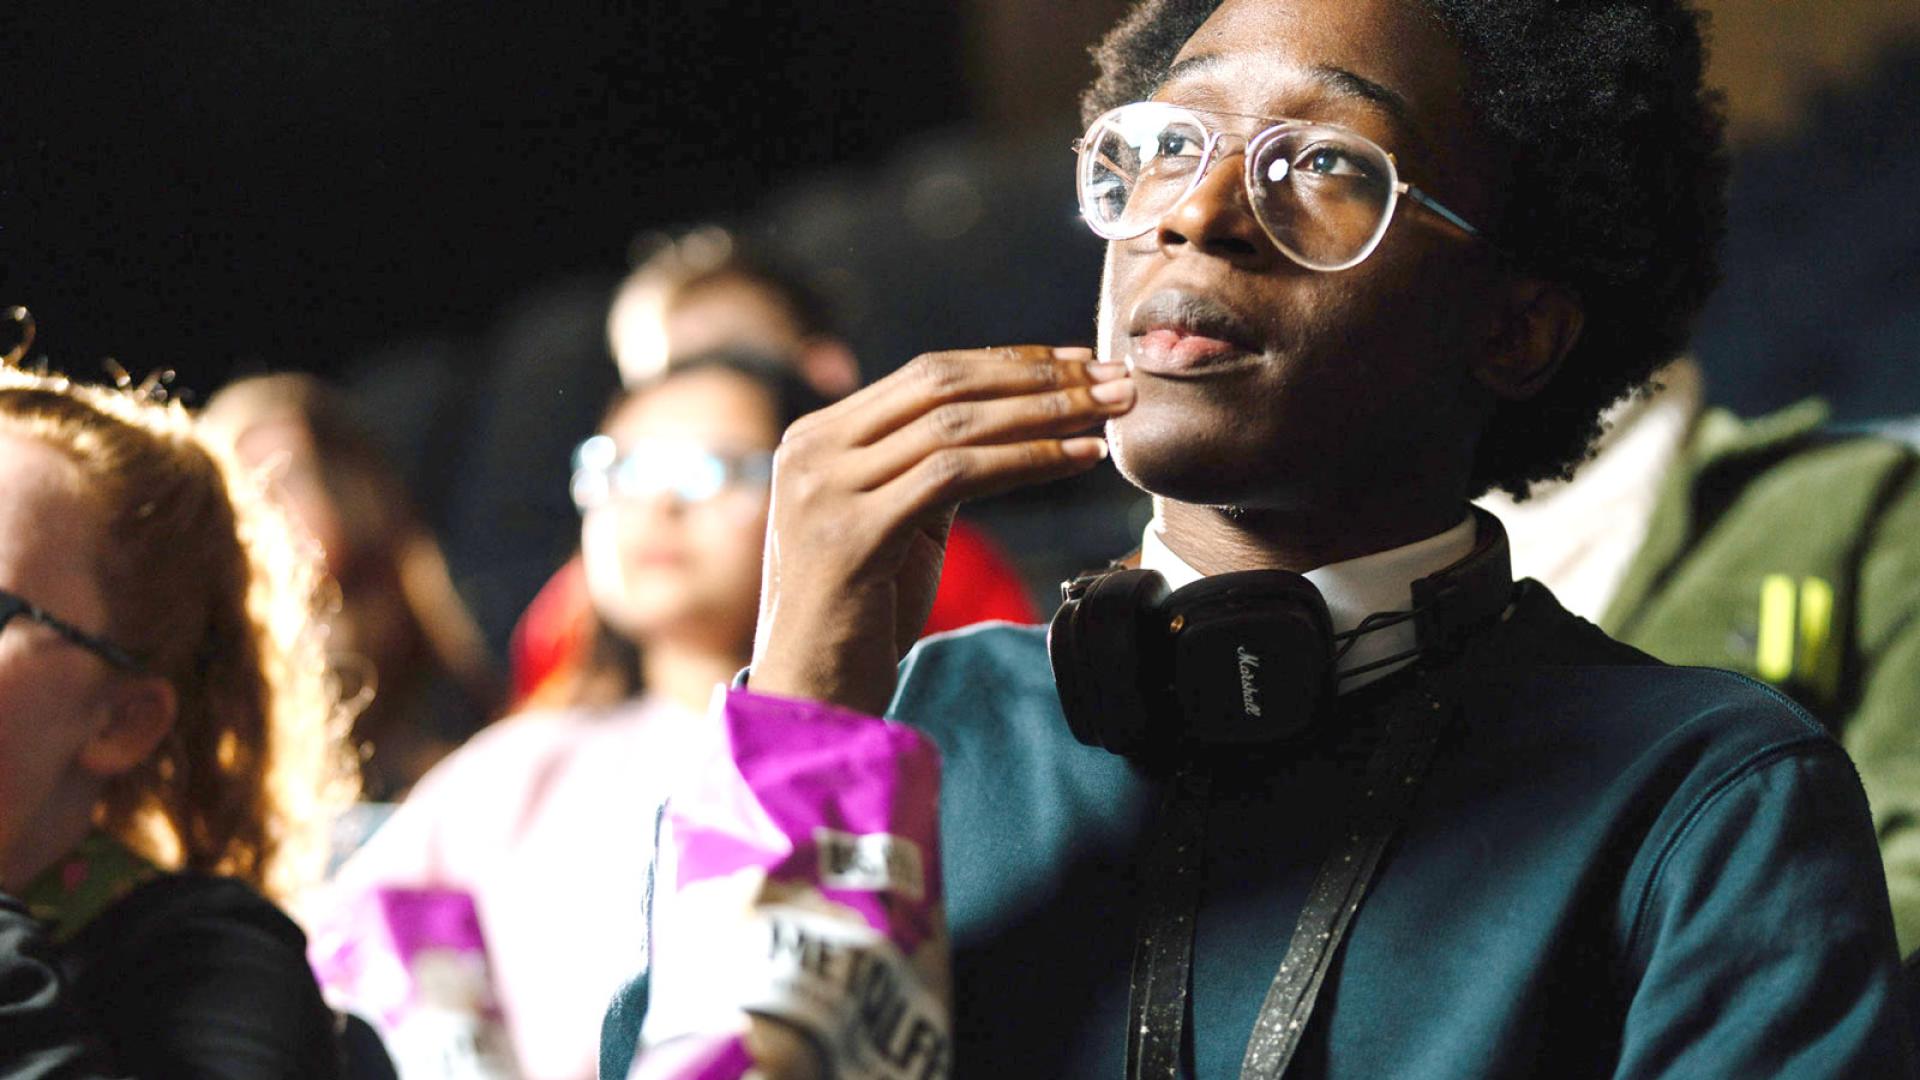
[0,361,358,902]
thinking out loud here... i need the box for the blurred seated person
[202,373,503,800]
[1481,356,1920,953]
[508,227,1037,707]
[606,223,862,398]
[0,348,357,1075]
[326,353,826,1080]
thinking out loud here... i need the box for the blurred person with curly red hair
[0,341,359,1076]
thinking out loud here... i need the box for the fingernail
[1088,362,1128,381]
[1090,379,1134,405]
[1053,346,1095,361]
[1062,436,1109,461]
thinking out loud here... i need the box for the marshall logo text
[1236,645,1263,718]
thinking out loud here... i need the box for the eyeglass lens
[571,436,772,513]
[1079,104,1399,271]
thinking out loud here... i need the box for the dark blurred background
[5,1,978,384]
[11,1,1917,401]
[7,0,1918,658]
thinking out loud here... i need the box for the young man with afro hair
[606,0,1916,1074]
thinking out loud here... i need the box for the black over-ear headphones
[1047,508,1513,759]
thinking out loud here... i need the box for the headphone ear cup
[1049,569,1171,756]
[1162,571,1335,747]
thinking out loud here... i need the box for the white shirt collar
[1139,514,1479,692]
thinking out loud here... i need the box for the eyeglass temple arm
[1397,182,1482,237]
[1400,184,1482,239]
[24,601,145,672]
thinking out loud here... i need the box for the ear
[795,339,862,400]
[77,677,178,778]
[1472,279,1585,402]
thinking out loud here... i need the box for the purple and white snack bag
[310,885,522,1079]
[634,687,950,1080]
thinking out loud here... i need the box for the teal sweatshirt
[605,583,1914,1077]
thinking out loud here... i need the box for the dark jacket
[0,874,340,1079]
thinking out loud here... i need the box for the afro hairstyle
[1083,0,1730,498]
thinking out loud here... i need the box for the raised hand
[749,345,1134,716]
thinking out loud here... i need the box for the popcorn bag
[310,886,522,1079]
[634,688,951,1080]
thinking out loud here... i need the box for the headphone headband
[1411,506,1513,655]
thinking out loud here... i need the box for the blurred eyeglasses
[570,435,774,514]
[1073,101,1483,272]
[0,586,145,673]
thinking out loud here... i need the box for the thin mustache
[1127,290,1261,348]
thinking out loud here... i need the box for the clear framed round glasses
[569,435,774,514]
[1074,101,1484,272]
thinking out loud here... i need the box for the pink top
[326,695,717,1080]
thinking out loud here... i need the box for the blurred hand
[750,345,1133,716]
[743,1020,825,1080]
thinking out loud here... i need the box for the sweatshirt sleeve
[1613,743,1917,1078]
[0,894,127,1080]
